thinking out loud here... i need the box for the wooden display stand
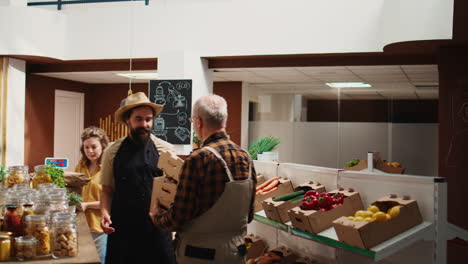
[333,194,423,249]
[288,188,363,234]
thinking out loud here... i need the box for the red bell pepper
[300,196,318,210]
[332,193,345,205]
[317,192,333,210]
[304,190,319,198]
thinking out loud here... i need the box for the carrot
[262,179,279,192]
[261,186,278,195]
[256,177,280,191]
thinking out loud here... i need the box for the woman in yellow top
[75,126,109,264]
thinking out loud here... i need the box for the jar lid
[8,165,29,171]
[25,215,47,222]
[5,204,18,209]
[0,231,13,236]
[15,236,37,244]
[0,235,9,240]
[34,165,47,171]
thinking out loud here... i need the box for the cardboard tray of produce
[245,233,268,260]
[254,177,293,212]
[262,181,326,223]
[247,246,297,264]
[332,194,423,249]
[288,188,363,234]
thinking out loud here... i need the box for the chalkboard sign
[149,80,192,144]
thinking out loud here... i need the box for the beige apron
[176,146,253,264]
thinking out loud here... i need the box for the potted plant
[67,191,82,213]
[248,136,280,160]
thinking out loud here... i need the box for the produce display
[332,194,423,249]
[347,204,400,222]
[300,191,345,211]
[272,190,305,202]
[383,161,401,168]
[288,188,364,234]
[247,246,296,264]
[256,177,280,195]
[345,158,360,168]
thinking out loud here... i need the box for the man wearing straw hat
[100,92,176,264]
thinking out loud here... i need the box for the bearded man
[100,92,176,264]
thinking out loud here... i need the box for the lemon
[354,216,365,221]
[367,205,380,214]
[354,210,367,217]
[364,217,375,222]
[387,206,400,219]
[372,212,387,222]
[361,211,373,218]
[385,214,391,221]
[347,216,355,221]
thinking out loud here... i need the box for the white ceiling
[35,65,439,100]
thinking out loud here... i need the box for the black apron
[105,137,175,264]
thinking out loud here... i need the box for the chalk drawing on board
[154,84,167,105]
[177,112,188,125]
[149,79,192,144]
[153,117,168,141]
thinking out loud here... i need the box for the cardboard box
[254,177,294,212]
[332,194,423,249]
[157,150,184,181]
[375,160,405,174]
[343,159,368,171]
[245,234,268,260]
[262,181,326,223]
[252,246,297,264]
[256,174,266,186]
[288,188,363,234]
[294,257,320,264]
[151,152,184,210]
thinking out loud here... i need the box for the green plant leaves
[248,136,280,160]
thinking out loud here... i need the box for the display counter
[4,212,100,264]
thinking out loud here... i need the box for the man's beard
[130,126,151,144]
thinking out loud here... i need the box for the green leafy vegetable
[248,136,280,160]
[0,165,7,184]
[67,191,82,206]
[45,162,66,188]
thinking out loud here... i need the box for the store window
[248,65,438,176]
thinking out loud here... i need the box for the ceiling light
[116,72,159,79]
[326,82,372,88]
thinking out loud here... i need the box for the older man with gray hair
[151,94,257,264]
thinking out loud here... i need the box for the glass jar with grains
[5,166,29,188]
[31,165,53,189]
[15,236,37,261]
[24,215,50,256]
[51,216,77,258]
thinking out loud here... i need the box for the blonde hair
[79,126,109,167]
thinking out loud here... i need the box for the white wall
[5,58,26,166]
[249,121,438,176]
[0,0,454,60]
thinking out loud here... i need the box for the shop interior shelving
[247,161,447,264]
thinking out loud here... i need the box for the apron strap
[204,146,235,182]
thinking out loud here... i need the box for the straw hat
[114,92,164,124]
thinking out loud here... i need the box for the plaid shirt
[154,132,257,231]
